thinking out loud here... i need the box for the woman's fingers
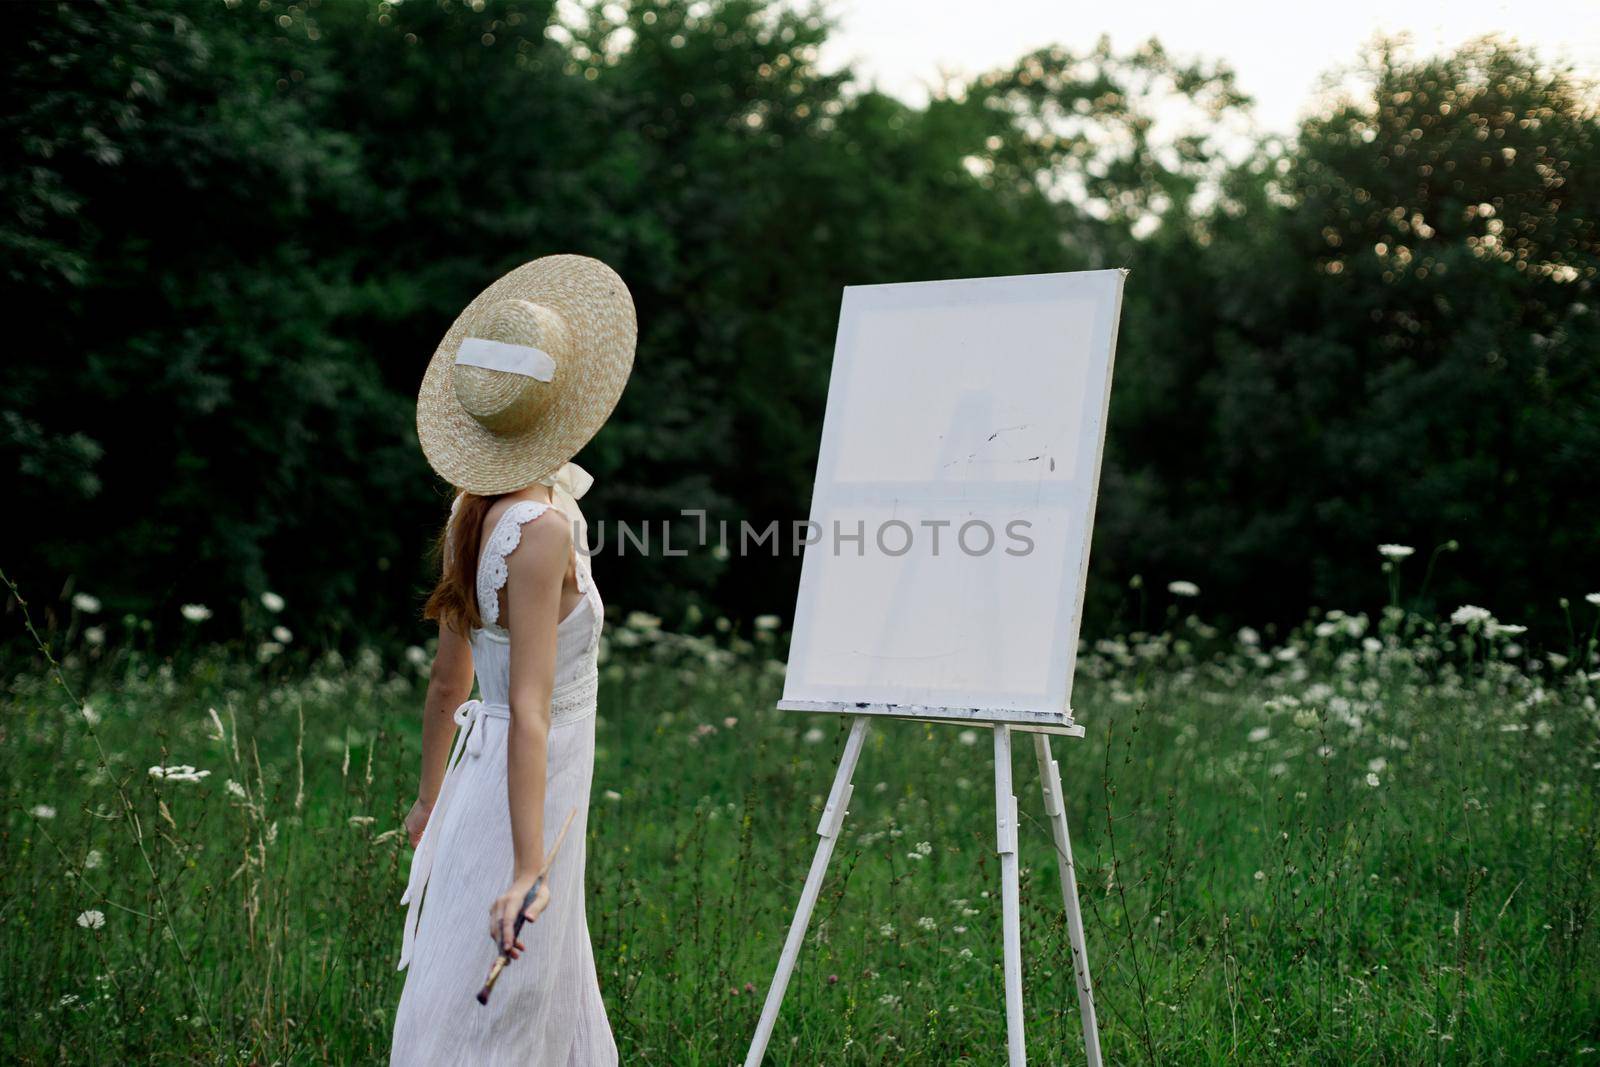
[487,883,548,952]
[489,897,516,949]
[520,882,551,925]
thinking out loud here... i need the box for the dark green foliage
[1100,40,1600,628]
[2,2,1595,647]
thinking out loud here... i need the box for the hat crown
[453,299,571,434]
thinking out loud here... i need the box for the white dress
[392,498,618,1067]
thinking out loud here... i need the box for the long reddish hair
[424,492,498,634]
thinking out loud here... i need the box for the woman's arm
[488,513,570,952]
[405,620,475,846]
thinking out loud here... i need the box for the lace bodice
[469,499,603,703]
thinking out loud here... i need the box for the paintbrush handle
[476,806,580,1005]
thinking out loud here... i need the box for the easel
[749,265,1125,1064]
[744,705,1103,1067]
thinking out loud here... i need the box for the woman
[391,254,635,1066]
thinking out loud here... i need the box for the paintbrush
[476,805,579,1005]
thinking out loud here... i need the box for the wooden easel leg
[994,724,1027,1066]
[1032,733,1102,1067]
[744,716,871,1067]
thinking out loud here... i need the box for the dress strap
[476,501,552,629]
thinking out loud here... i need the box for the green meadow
[4,574,1598,1064]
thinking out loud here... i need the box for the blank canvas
[780,268,1126,727]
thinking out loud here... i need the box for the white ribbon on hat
[454,337,556,381]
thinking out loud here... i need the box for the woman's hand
[489,874,550,956]
[404,797,434,848]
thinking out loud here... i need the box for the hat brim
[416,254,636,495]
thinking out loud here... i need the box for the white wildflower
[1585,593,1600,607]
[260,591,285,613]
[71,593,102,613]
[80,704,101,726]
[1293,708,1320,730]
[30,804,56,820]
[1377,544,1415,560]
[180,603,211,623]
[225,779,247,800]
[878,923,895,938]
[149,765,211,783]
[958,729,979,746]
[1167,580,1200,597]
[802,726,825,744]
[1248,726,1271,743]
[603,789,622,802]
[958,946,974,959]
[84,849,102,870]
[1449,605,1493,629]
[256,641,283,663]
[625,611,661,631]
[76,910,106,930]
[1486,621,1526,637]
[1367,757,1387,774]
[405,645,428,667]
[753,614,781,632]
[1253,870,1265,882]
[271,625,293,644]
[916,915,937,930]
[1236,627,1260,646]
[1366,772,1381,787]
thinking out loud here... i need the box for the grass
[2,582,1599,1064]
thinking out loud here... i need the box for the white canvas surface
[781,268,1126,725]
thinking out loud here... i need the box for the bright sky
[818,0,1600,135]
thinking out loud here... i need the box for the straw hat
[416,254,636,495]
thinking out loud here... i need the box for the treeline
[3,0,1596,649]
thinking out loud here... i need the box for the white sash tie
[397,698,509,970]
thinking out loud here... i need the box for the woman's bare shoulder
[501,504,572,580]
